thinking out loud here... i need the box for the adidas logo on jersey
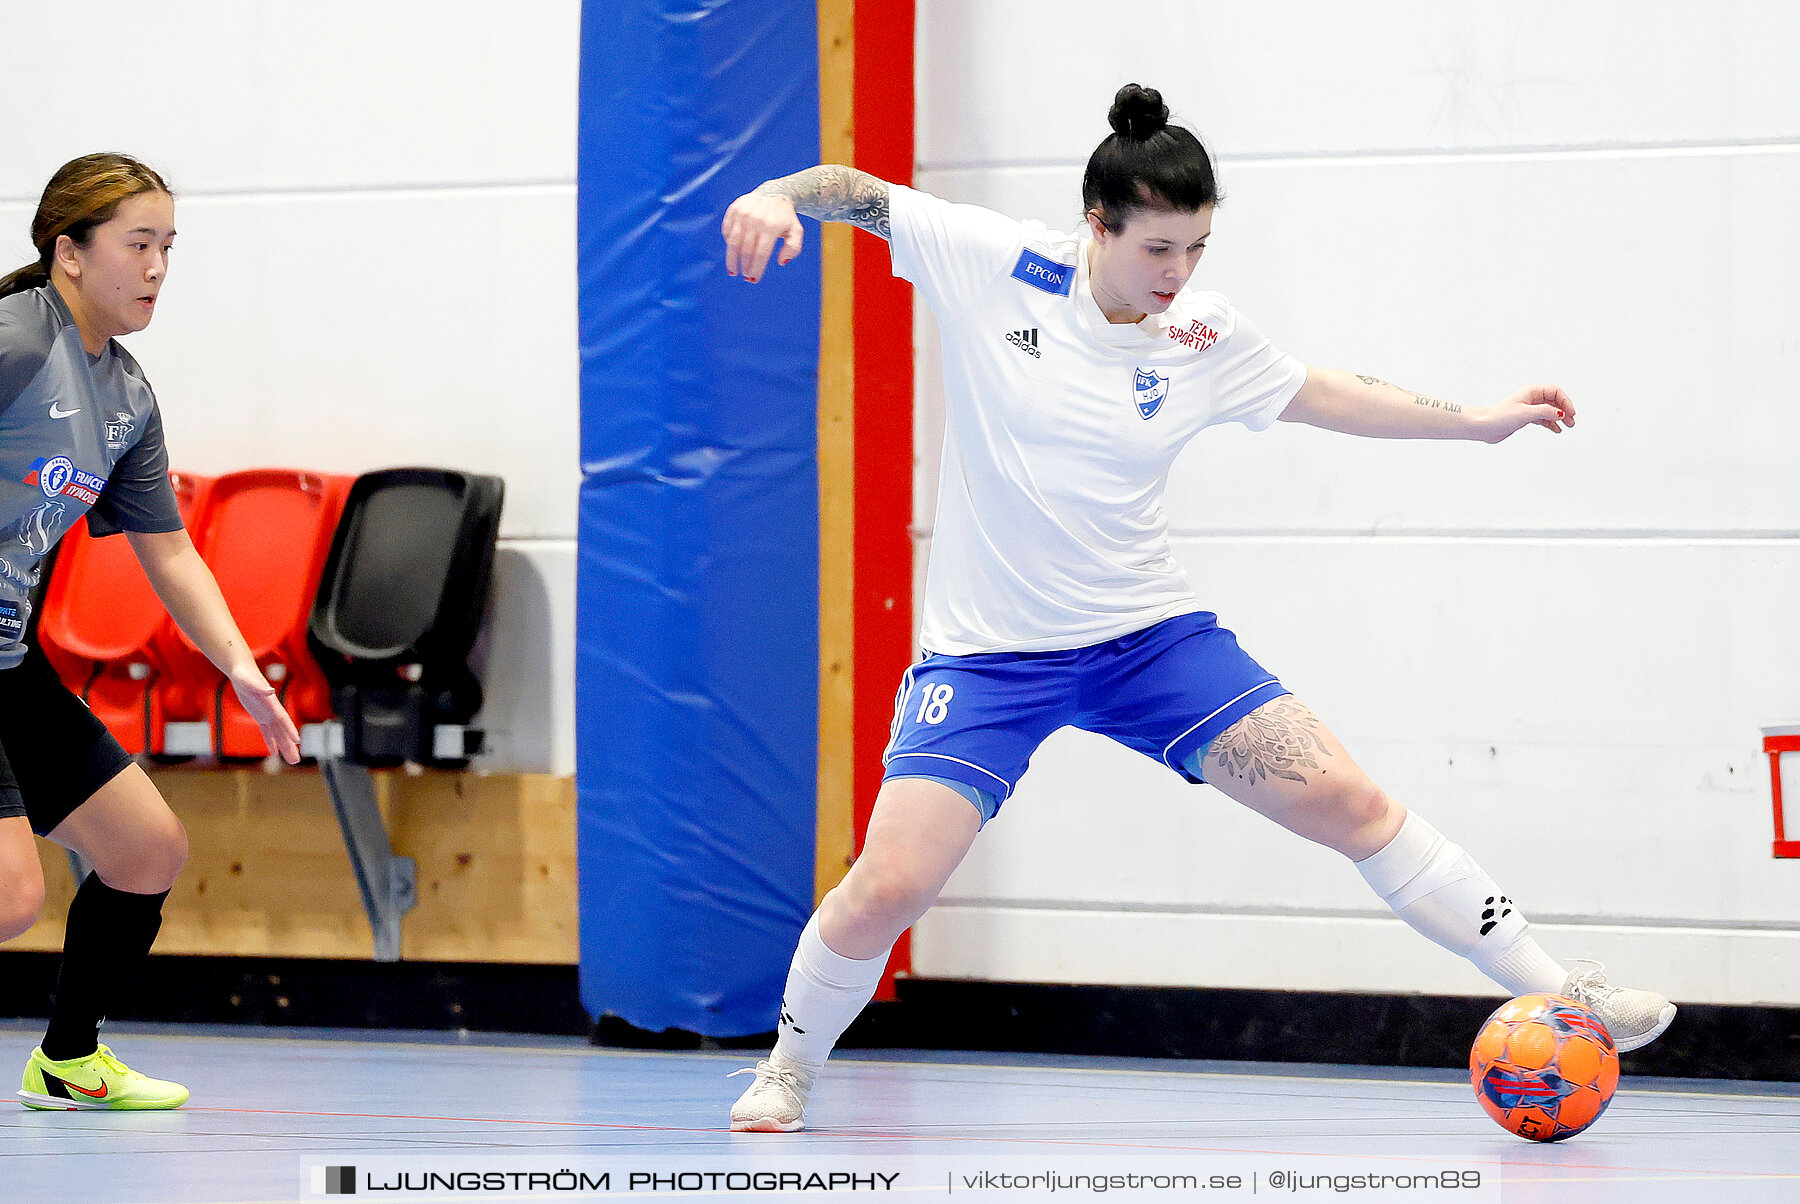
[1005,328,1040,358]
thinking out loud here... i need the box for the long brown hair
[0,153,172,300]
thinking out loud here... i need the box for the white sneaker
[1561,959,1676,1052]
[727,1056,816,1132]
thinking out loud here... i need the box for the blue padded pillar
[575,0,821,1036]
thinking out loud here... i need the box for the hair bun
[1108,84,1169,141]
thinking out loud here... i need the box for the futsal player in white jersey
[719,84,1674,1132]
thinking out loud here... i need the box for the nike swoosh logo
[49,403,81,419]
[53,1074,108,1099]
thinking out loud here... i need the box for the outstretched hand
[231,670,301,764]
[1479,384,1576,443]
[722,190,804,283]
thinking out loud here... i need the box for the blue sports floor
[2,1020,1796,1202]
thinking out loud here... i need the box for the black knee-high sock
[41,874,168,1062]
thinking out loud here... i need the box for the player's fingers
[776,219,805,265]
[1533,384,1574,423]
[275,718,300,762]
[725,206,766,278]
[722,210,744,277]
[264,721,300,764]
[237,686,300,763]
[1528,404,1565,433]
[744,229,777,283]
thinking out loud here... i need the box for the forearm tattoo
[1207,697,1332,786]
[757,165,891,239]
[1356,374,1464,415]
[1412,394,1464,414]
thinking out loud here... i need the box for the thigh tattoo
[1207,697,1331,785]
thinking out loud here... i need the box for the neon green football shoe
[19,1044,189,1110]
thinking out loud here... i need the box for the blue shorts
[882,611,1289,824]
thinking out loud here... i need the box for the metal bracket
[319,737,417,962]
[432,724,485,760]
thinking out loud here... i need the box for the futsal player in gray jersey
[0,155,299,1110]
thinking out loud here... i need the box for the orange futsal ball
[1470,993,1620,1142]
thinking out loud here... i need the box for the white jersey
[889,184,1306,656]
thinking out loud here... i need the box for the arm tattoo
[1355,373,1465,414]
[1207,697,1332,786]
[1412,394,1464,414]
[757,164,891,239]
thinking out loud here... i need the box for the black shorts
[0,647,136,836]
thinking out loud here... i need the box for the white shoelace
[1562,958,1615,1003]
[727,1060,806,1092]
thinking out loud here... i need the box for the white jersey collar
[1073,235,1174,347]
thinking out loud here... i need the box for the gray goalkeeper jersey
[0,284,183,668]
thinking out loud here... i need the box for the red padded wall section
[852,0,915,995]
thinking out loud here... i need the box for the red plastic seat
[159,469,350,757]
[36,472,213,755]
[147,473,218,733]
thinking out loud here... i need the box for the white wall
[0,1,580,773]
[910,1,1800,1004]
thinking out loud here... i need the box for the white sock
[1356,810,1566,997]
[769,913,890,1070]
